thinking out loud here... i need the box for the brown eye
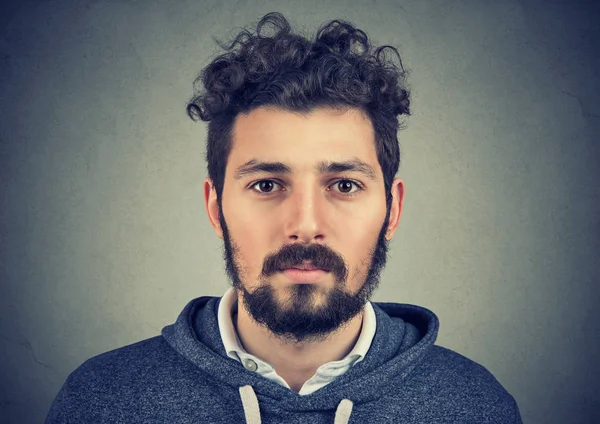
[250,179,362,197]
[332,179,362,196]
[338,180,354,193]
[258,181,275,192]
[250,180,282,195]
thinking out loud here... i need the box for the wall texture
[1,1,598,423]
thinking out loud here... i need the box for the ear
[204,177,224,239]
[385,178,405,241]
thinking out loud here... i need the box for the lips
[280,267,329,284]
[291,265,322,271]
[287,261,327,271]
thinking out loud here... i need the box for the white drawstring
[334,398,354,424]
[239,385,261,424]
[239,385,354,424]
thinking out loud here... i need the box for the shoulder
[45,336,192,423]
[67,336,173,383]
[53,336,174,392]
[409,345,522,423]
[426,345,508,389]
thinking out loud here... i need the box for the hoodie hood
[161,294,439,423]
[46,291,521,423]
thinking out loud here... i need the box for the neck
[233,294,364,391]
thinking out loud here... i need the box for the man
[46,12,522,423]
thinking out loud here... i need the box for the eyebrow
[233,157,378,181]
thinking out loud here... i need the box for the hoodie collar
[162,292,439,409]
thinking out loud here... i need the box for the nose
[284,183,326,243]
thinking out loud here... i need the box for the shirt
[217,287,376,395]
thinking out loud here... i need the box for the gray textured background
[1,1,599,423]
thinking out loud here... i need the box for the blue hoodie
[45,295,522,423]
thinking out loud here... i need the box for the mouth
[285,261,328,272]
[279,262,329,283]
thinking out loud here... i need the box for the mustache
[262,243,348,280]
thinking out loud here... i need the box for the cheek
[225,204,273,273]
[345,215,385,268]
[346,206,386,242]
[223,191,260,234]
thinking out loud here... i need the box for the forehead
[229,106,378,168]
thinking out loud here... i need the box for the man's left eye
[332,180,362,194]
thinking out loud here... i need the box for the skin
[204,106,404,393]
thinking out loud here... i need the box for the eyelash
[249,179,364,198]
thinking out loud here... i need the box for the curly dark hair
[187,12,410,214]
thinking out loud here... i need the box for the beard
[218,202,391,346]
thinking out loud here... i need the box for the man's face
[214,106,394,345]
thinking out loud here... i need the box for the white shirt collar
[217,286,377,395]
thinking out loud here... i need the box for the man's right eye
[250,180,283,196]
